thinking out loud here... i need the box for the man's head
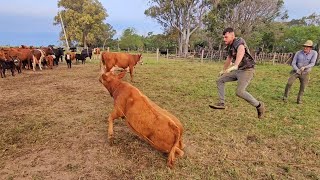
[302,40,313,54]
[223,27,235,45]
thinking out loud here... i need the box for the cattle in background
[75,53,86,64]
[99,70,184,168]
[100,52,143,82]
[65,52,75,68]
[50,46,64,65]
[93,48,101,59]
[81,48,93,60]
[31,47,54,71]
[45,55,55,69]
[0,50,15,78]
[2,47,32,70]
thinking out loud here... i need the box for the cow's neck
[108,80,122,97]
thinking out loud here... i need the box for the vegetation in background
[54,0,115,47]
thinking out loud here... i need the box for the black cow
[53,47,64,65]
[0,60,15,78]
[81,48,92,60]
[75,53,86,64]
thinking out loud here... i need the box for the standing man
[283,40,318,104]
[209,27,265,119]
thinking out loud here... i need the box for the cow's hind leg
[167,122,183,169]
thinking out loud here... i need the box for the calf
[0,60,15,78]
[101,52,143,82]
[75,53,86,64]
[99,69,184,168]
[45,55,55,69]
[65,53,75,68]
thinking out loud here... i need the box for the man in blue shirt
[283,40,318,104]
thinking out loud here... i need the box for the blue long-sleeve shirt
[292,50,318,72]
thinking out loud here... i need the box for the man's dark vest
[227,37,255,70]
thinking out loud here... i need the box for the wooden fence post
[156,48,159,62]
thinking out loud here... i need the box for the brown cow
[99,68,184,168]
[93,48,101,59]
[45,55,55,69]
[31,47,54,71]
[101,52,143,82]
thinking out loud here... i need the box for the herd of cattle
[0,45,101,77]
[1,45,183,168]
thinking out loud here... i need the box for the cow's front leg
[107,109,121,145]
[39,60,42,71]
[129,66,134,82]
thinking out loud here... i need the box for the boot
[256,102,265,119]
[209,102,225,109]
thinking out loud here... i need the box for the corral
[0,56,319,179]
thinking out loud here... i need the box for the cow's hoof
[108,137,114,146]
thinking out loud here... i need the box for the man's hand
[296,69,302,75]
[225,65,238,73]
[218,70,225,77]
[300,66,306,72]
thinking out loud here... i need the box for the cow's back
[101,52,133,70]
[115,84,182,153]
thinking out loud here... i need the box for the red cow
[93,48,101,59]
[99,69,184,168]
[45,55,55,69]
[100,52,143,82]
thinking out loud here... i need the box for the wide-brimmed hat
[303,40,313,47]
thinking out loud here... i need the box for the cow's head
[138,53,143,65]
[99,65,126,84]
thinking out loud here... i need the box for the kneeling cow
[99,69,184,168]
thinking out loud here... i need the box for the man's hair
[223,27,234,35]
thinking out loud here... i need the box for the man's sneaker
[256,102,265,119]
[282,97,287,103]
[209,103,225,109]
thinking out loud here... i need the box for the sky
[0,0,319,47]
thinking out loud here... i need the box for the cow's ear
[117,71,126,79]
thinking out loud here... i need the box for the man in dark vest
[209,27,265,119]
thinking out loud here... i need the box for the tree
[54,0,115,47]
[282,26,320,52]
[119,28,144,51]
[206,0,286,46]
[288,13,320,27]
[145,0,210,57]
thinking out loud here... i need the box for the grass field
[0,56,319,179]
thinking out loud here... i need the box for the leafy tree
[289,13,320,27]
[205,0,286,48]
[54,0,115,47]
[119,28,144,51]
[145,0,210,57]
[282,25,320,52]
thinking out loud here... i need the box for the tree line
[54,0,320,57]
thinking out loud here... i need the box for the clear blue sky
[0,0,319,47]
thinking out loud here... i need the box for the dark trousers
[284,71,310,102]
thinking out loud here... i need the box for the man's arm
[224,45,245,73]
[291,52,299,71]
[304,51,318,69]
[223,56,232,70]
